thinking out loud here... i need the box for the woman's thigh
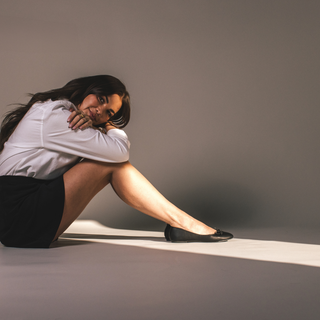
[53,159,129,240]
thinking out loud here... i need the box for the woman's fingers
[67,109,78,123]
[79,118,93,130]
[68,110,92,130]
[68,112,85,129]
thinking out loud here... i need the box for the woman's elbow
[112,142,130,162]
[118,149,130,162]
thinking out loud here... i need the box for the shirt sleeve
[42,101,130,163]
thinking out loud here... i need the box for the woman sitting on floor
[0,75,233,248]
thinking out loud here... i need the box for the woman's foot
[170,219,218,236]
[164,224,233,242]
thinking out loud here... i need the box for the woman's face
[78,94,122,125]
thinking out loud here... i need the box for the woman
[0,75,233,248]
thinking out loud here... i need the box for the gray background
[1,0,319,231]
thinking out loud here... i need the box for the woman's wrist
[105,123,117,132]
[90,123,117,134]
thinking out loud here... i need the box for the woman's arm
[42,101,130,163]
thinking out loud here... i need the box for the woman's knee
[109,161,132,175]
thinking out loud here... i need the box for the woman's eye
[98,96,104,103]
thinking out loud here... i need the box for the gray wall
[1,0,319,230]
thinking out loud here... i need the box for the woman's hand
[67,109,117,133]
[93,122,117,134]
[105,122,117,132]
[67,108,93,130]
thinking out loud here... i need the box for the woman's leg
[53,160,216,241]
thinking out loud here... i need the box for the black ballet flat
[164,224,233,242]
[164,224,172,241]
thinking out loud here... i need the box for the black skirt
[0,175,65,248]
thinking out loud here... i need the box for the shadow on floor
[50,238,93,248]
[58,233,165,244]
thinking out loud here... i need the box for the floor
[1,220,320,320]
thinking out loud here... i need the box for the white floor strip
[62,220,320,268]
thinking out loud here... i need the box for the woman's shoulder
[32,99,75,111]
[27,99,76,121]
[20,100,75,128]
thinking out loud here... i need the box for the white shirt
[0,99,130,180]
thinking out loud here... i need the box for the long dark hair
[0,75,130,152]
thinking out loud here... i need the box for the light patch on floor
[61,220,320,268]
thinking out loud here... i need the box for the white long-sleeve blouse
[0,99,130,180]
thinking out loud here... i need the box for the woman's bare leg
[53,160,216,241]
